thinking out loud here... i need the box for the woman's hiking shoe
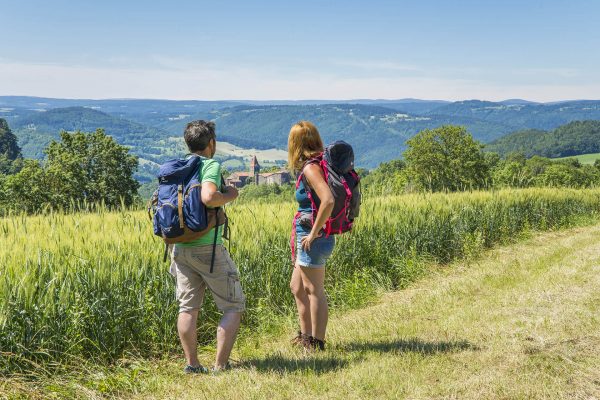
[303,336,325,352]
[183,364,208,374]
[210,362,232,375]
[291,331,310,347]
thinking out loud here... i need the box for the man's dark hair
[184,120,216,152]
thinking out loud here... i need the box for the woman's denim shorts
[296,234,336,268]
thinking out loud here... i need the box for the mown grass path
[129,224,600,400]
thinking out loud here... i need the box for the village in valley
[225,155,291,188]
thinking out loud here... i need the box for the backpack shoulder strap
[195,156,204,182]
[302,154,323,168]
[299,154,326,189]
[210,208,220,273]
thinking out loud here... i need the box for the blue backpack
[148,155,225,270]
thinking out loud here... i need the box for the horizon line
[2,94,600,104]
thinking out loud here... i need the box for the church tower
[250,155,260,185]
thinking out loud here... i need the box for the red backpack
[290,141,361,260]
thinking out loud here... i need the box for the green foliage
[355,167,369,178]
[0,130,139,213]
[344,125,600,196]
[6,98,600,172]
[10,107,170,161]
[138,181,157,200]
[44,130,139,208]
[0,119,23,175]
[431,100,600,131]
[7,99,600,176]
[2,188,600,375]
[237,183,294,204]
[556,152,600,165]
[486,120,600,158]
[196,104,514,168]
[492,155,600,188]
[2,160,50,213]
[404,125,490,191]
[361,159,409,196]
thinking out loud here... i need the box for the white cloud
[0,59,598,102]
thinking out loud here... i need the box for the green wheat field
[2,188,600,398]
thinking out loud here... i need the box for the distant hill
[160,104,513,166]
[3,107,183,181]
[5,107,170,160]
[3,96,600,171]
[498,99,541,105]
[428,100,600,130]
[0,96,241,115]
[2,106,284,181]
[485,120,600,158]
[366,100,450,115]
[0,97,241,139]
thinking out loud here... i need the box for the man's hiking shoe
[210,362,232,375]
[184,364,208,374]
[291,331,310,347]
[303,336,325,352]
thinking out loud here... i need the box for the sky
[1,0,599,101]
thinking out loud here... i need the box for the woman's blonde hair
[287,121,324,173]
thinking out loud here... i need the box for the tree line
[485,120,600,158]
[0,119,139,214]
[362,124,600,196]
[3,116,600,213]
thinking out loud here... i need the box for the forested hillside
[486,120,600,158]
[3,97,600,171]
[156,104,514,166]
[429,100,600,129]
[5,107,171,160]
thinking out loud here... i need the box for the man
[170,120,244,374]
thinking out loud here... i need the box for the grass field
[555,152,600,165]
[3,188,600,398]
[217,141,288,164]
[5,223,600,399]
[127,224,600,399]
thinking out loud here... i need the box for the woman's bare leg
[300,266,328,340]
[290,265,312,335]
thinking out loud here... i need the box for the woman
[288,121,335,351]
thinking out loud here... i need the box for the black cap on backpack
[324,141,354,174]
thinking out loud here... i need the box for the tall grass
[1,188,600,375]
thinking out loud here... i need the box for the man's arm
[199,159,238,207]
[201,182,238,207]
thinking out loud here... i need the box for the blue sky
[1,0,598,101]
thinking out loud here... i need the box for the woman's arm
[301,163,334,251]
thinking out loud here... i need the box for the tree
[404,125,490,191]
[490,154,600,189]
[355,167,369,178]
[44,129,139,209]
[2,160,49,213]
[0,119,23,175]
[535,163,583,188]
[361,159,408,195]
[492,160,532,188]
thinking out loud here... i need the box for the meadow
[555,152,600,165]
[2,188,600,381]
